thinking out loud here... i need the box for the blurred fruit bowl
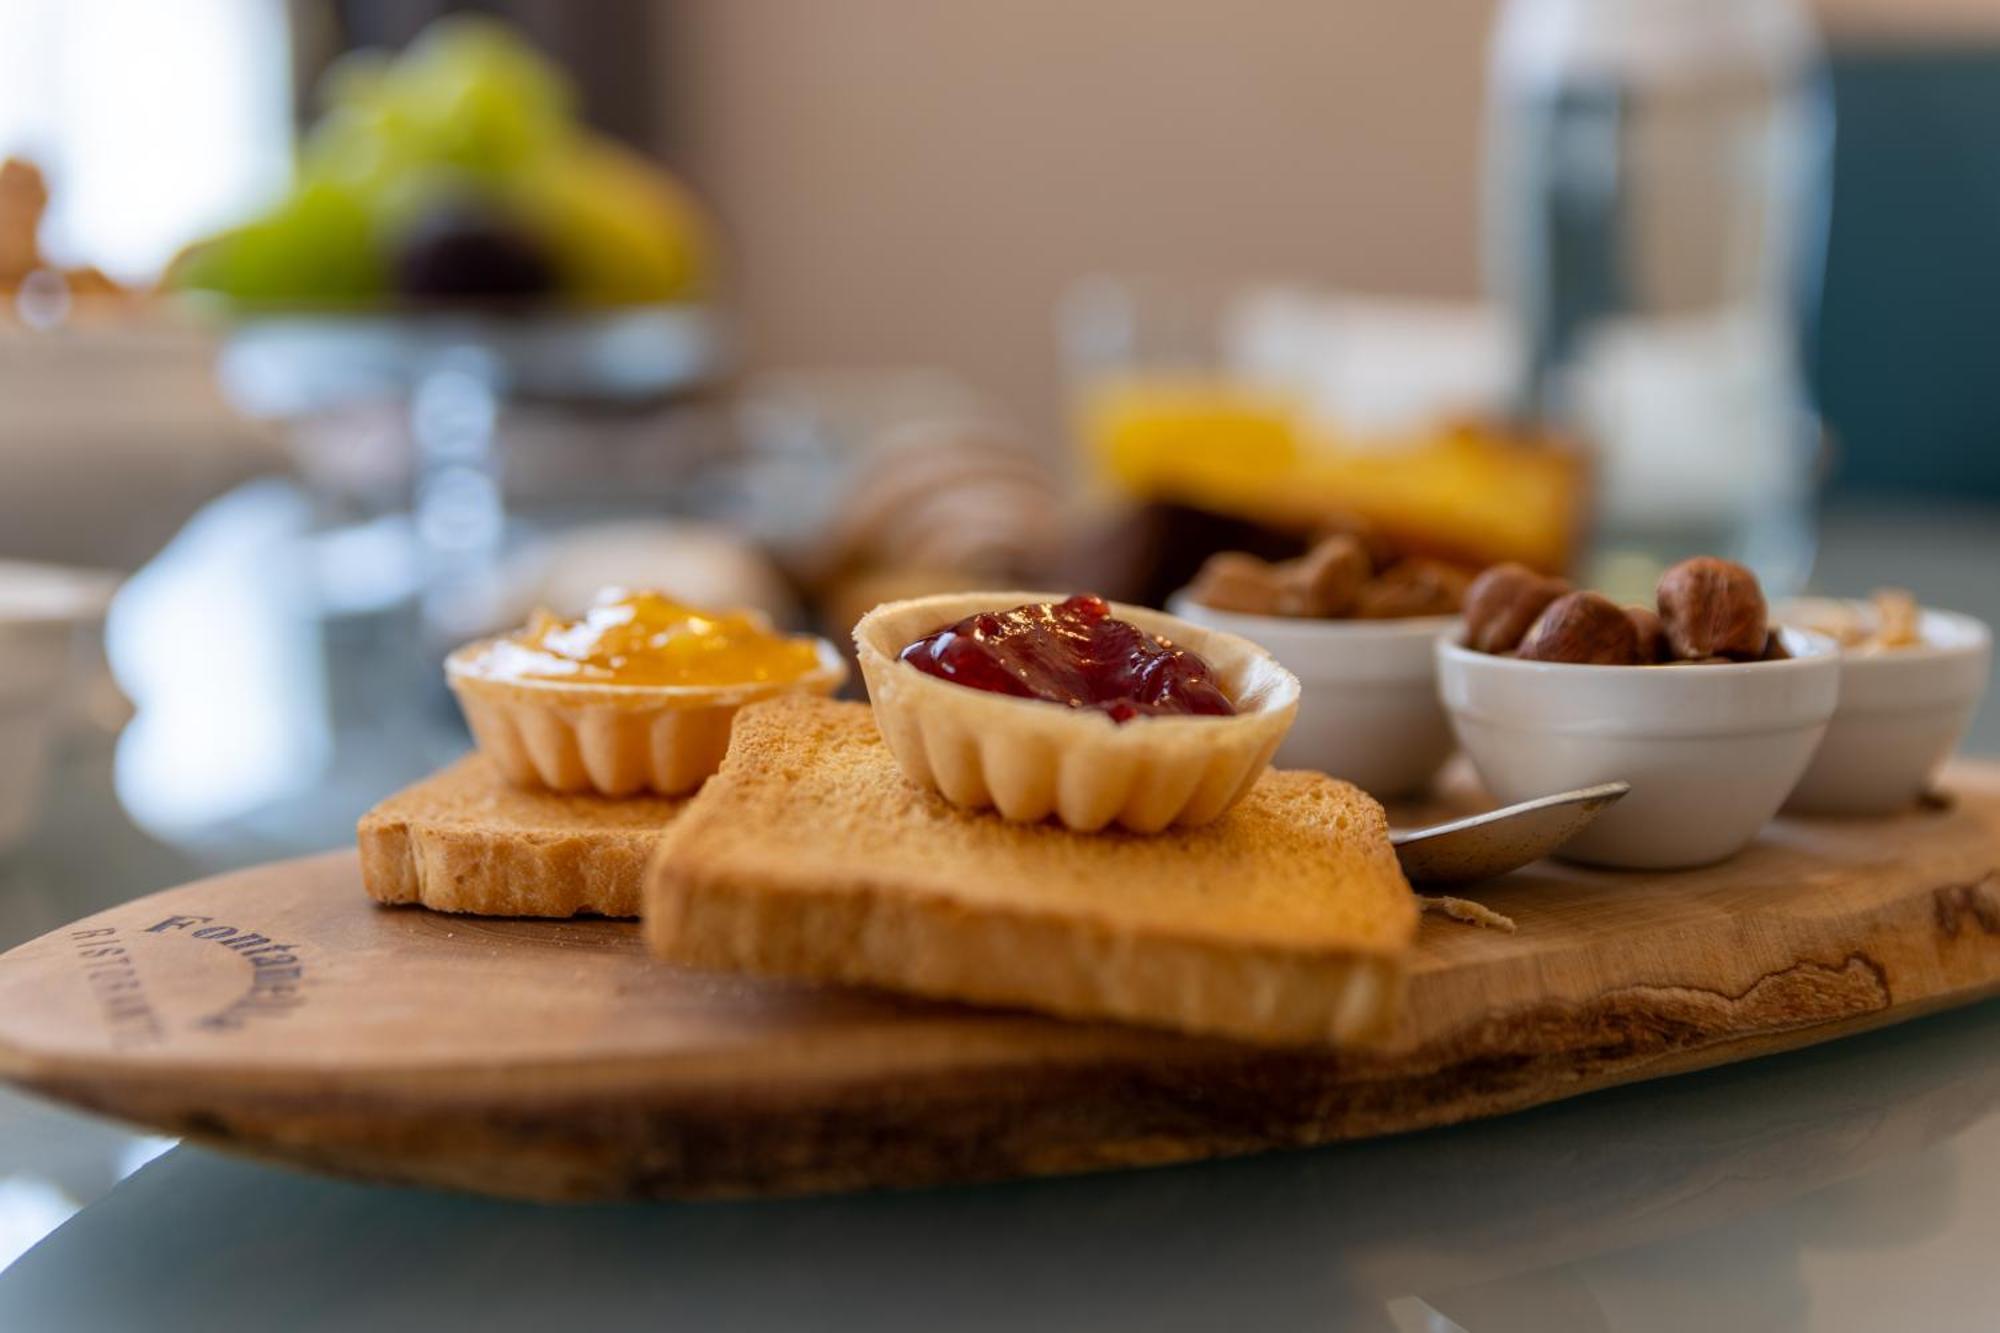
[166,17,713,318]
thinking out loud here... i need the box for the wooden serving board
[2,763,1998,1202]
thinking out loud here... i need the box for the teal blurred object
[1817,50,2000,498]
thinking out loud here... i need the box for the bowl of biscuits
[1780,590,1992,816]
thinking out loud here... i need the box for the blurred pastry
[0,158,47,286]
[812,418,1062,631]
[0,157,131,316]
[521,520,799,628]
[1079,372,1587,578]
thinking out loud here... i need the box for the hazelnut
[1516,591,1644,665]
[1187,551,1284,616]
[1626,605,1666,663]
[1353,559,1472,620]
[1462,563,1571,654]
[1760,630,1790,661]
[1657,557,1767,659]
[1274,535,1371,617]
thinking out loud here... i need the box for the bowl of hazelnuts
[1437,557,1840,870]
[1171,532,1471,798]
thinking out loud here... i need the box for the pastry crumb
[1417,894,1518,932]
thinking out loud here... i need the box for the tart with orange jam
[854,591,1298,833]
[448,589,846,796]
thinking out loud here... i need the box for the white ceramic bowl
[1169,594,1458,798]
[1436,629,1840,870]
[1779,600,1991,816]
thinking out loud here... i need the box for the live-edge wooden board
[2,763,1998,1201]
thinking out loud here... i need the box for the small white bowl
[1779,600,1991,816]
[1169,594,1458,798]
[1436,629,1840,870]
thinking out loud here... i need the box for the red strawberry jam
[898,594,1236,724]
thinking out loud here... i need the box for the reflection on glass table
[0,741,204,1280]
[0,998,1995,1332]
[103,480,460,856]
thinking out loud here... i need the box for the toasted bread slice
[645,697,1417,1047]
[359,755,687,917]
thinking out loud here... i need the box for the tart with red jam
[853,591,1299,832]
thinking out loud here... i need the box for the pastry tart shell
[447,638,847,797]
[854,591,1299,833]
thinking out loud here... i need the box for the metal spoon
[1391,782,1630,885]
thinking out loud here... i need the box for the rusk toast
[645,697,1417,1046]
[359,755,687,917]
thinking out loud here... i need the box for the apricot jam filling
[488,589,823,688]
[898,594,1235,724]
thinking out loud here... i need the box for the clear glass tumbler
[1486,0,1834,598]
